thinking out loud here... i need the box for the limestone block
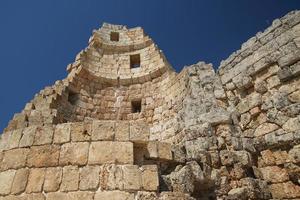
[79,166,100,190]
[130,121,150,143]
[288,90,300,103]
[0,170,16,195]
[19,126,37,147]
[269,181,300,199]
[254,123,279,137]
[254,80,268,94]
[158,142,172,160]
[283,117,300,132]
[136,191,158,200]
[1,148,29,171]
[46,192,67,200]
[259,166,289,183]
[26,168,45,193]
[0,132,11,152]
[53,123,71,144]
[100,164,123,190]
[7,129,23,150]
[33,125,53,145]
[141,165,159,191]
[94,191,134,200]
[91,120,115,141]
[237,93,262,113]
[89,141,133,164]
[27,145,60,167]
[115,121,130,141]
[61,166,79,192]
[198,110,231,126]
[122,165,142,191]
[11,168,29,195]
[44,167,62,192]
[289,145,300,163]
[227,187,248,200]
[146,141,158,159]
[59,142,89,166]
[25,193,46,200]
[68,191,94,200]
[159,192,194,200]
[70,122,91,142]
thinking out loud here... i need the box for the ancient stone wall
[0,10,300,200]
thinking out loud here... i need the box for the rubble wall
[216,10,300,199]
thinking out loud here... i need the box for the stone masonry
[0,10,300,200]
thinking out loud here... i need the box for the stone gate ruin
[0,10,300,200]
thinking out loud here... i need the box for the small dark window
[130,54,141,68]
[110,32,119,41]
[68,91,79,105]
[131,100,141,113]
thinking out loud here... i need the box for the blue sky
[0,0,299,132]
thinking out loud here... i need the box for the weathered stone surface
[33,125,53,145]
[27,145,60,167]
[94,191,134,200]
[0,170,16,195]
[259,166,289,183]
[61,166,79,192]
[26,168,45,193]
[100,164,123,190]
[59,142,89,166]
[89,141,133,164]
[79,166,100,190]
[158,142,172,160]
[19,126,37,147]
[44,167,62,192]
[122,165,142,191]
[7,129,23,150]
[115,121,130,141]
[1,148,29,171]
[92,120,115,141]
[269,181,300,199]
[53,123,71,144]
[11,168,29,194]
[46,192,67,200]
[141,165,159,191]
[254,123,279,137]
[68,191,94,200]
[130,121,150,143]
[282,117,300,132]
[71,122,91,142]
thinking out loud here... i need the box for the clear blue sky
[0,0,299,132]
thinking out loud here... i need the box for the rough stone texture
[0,148,29,171]
[1,11,300,199]
[43,167,62,192]
[59,142,89,166]
[53,123,71,144]
[89,141,133,164]
[27,145,60,167]
[11,168,29,195]
[94,191,134,200]
[61,166,79,192]
[0,170,16,195]
[79,166,100,190]
[26,168,45,193]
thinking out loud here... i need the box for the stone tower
[0,11,300,200]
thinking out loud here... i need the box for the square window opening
[68,91,79,106]
[130,54,141,68]
[110,32,119,41]
[131,100,142,113]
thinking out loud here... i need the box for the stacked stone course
[1,10,300,199]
